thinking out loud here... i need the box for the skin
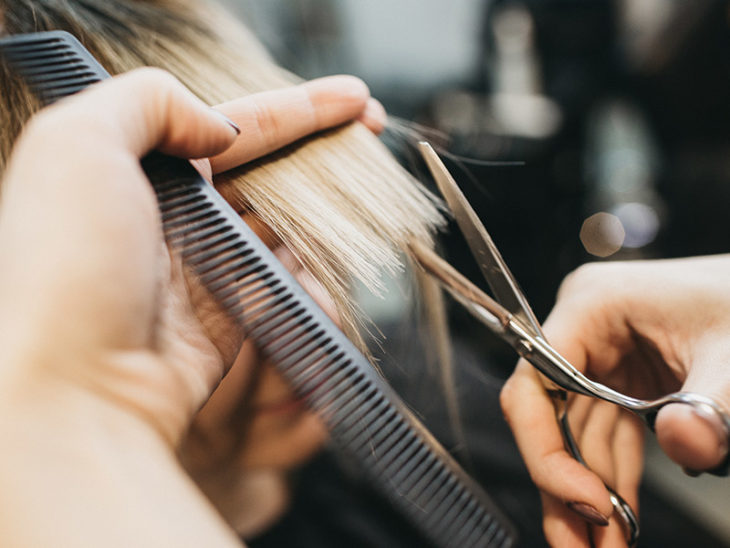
[500,257,730,546]
[0,68,385,547]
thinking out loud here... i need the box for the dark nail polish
[682,466,702,477]
[566,501,610,526]
[223,116,241,135]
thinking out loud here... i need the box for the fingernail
[566,501,610,526]
[691,404,730,456]
[358,98,387,134]
[682,466,702,477]
[213,110,241,135]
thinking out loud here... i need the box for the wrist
[0,368,241,548]
[0,360,165,452]
[0,332,205,448]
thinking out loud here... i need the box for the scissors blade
[418,141,544,338]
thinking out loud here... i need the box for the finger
[591,517,630,548]
[541,265,638,382]
[30,67,239,160]
[566,394,594,437]
[191,340,261,435]
[501,362,613,520]
[578,400,621,485]
[210,75,372,173]
[612,412,643,512]
[357,97,387,134]
[241,411,328,469]
[562,397,643,546]
[545,492,628,548]
[655,340,730,471]
[656,404,729,471]
[190,158,214,183]
[6,67,238,202]
[593,412,642,547]
[541,493,592,547]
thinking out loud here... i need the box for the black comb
[1,31,516,548]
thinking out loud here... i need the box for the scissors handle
[510,317,730,476]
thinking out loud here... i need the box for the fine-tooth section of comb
[0,33,109,101]
[1,31,517,548]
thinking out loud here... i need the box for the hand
[500,256,730,546]
[0,68,383,547]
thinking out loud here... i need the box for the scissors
[411,142,730,546]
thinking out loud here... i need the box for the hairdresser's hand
[0,68,382,548]
[501,256,730,546]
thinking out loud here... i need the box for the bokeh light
[611,202,660,248]
[580,212,625,257]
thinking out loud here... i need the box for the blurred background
[221,1,730,546]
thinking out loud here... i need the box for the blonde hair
[0,0,448,351]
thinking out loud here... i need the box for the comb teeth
[1,34,108,103]
[150,158,516,548]
[2,31,516,548]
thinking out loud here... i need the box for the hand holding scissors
[412,142,730,547]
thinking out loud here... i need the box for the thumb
[655,341,730,473]
[27,67,239,161]
[81,67,240,158]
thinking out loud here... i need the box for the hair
[0,0,449,353]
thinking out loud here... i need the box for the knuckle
[557,262,604,299]
[561,262,595,288]
[126,68,182,114]
[559,261,635,305]
[532,448,564,486]
[251,101,281,147]
[336,74,368,92]
[301,86,321,128]
[127,67,178,88]
[499,377,517,418]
